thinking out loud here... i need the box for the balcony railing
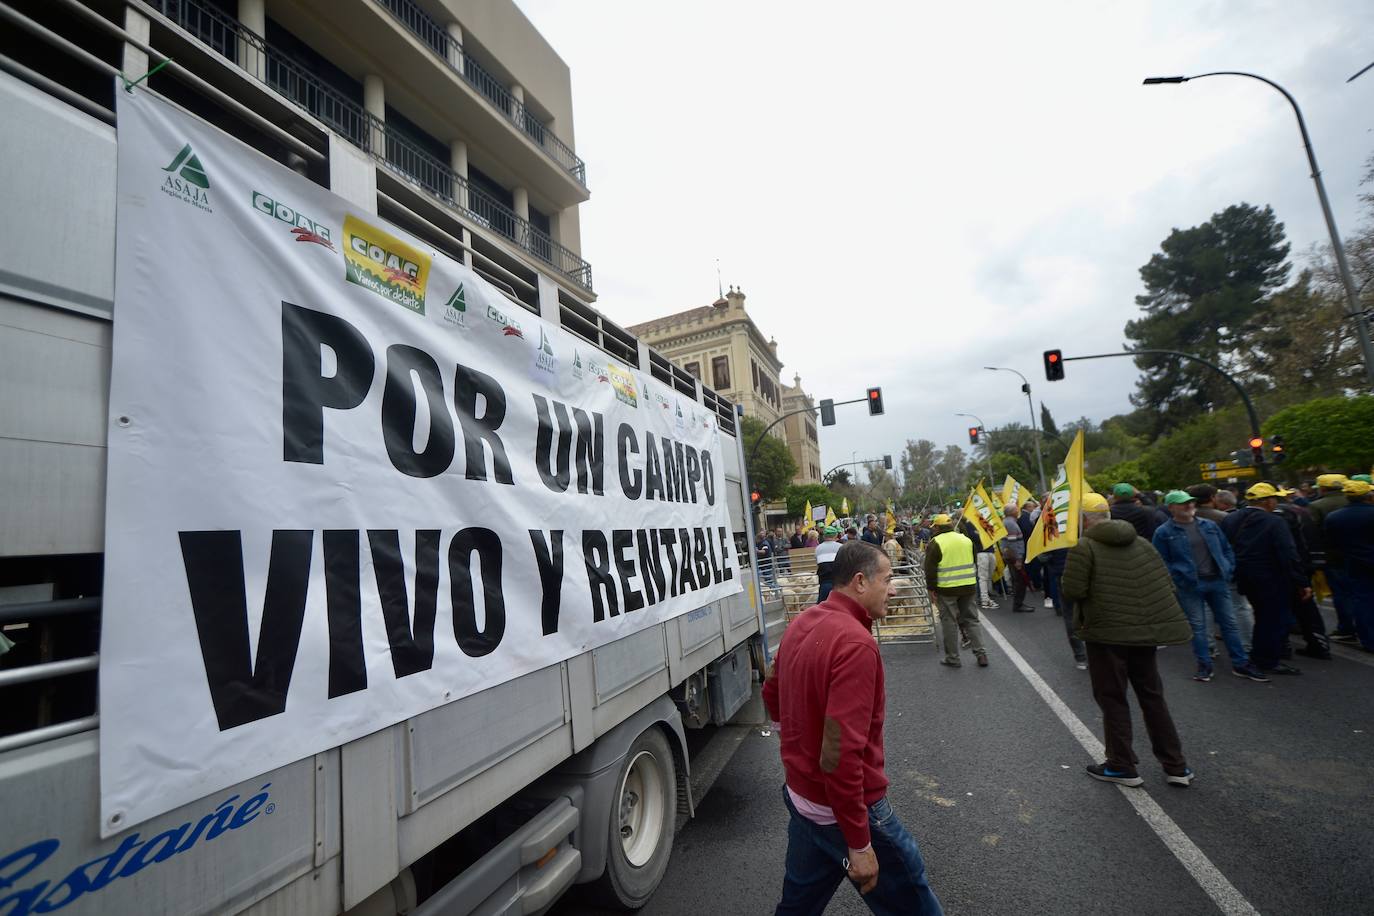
[148,0,593,292]
[374,0,587,187]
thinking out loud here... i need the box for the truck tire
[589,726,677,909]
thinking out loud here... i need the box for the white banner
[102,91,740,833]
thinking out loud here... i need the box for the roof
[625,305,719,337]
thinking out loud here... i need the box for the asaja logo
[442,284,467,327]
[343,214,430,314]
[571,350,585,380]
[535,327,556,374]
[160,143,212,212]
[486,304,524,339]
[252,191,333,250]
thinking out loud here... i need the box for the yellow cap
[931,513,953,526]
[1246,482,1281,499]
[1343,479,1372,497]
[1081,493,1110,512]
[1316,473,1348,488]
[1276,487,1296,497]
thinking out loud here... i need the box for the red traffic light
[1047,352,1059,363]
[750,490,761,504]
[1248,436,1263,449]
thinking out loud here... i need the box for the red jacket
[762,592,888,849]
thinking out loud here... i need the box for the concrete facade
[627,289,821,485]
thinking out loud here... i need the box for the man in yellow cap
[1323,480,1374,651]
[1220,483,1312,675]
[925,514,988,667]
[1308,473,1356,640]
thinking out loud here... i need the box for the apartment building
[628,288,822,484]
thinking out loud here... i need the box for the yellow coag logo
[342,215,431,314]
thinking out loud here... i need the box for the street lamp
[955,412,994,483]
[1144,71,1374,388]
[983,367,1048,493]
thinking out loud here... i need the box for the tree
[1125,203,1290,434]
[739,415,797,501]
[987,451,1033,488]
[1237,267,1364,395]
[783,483,837,520]
[1136,402,1255,490]
[1086,459,1152,495]
[1264,395,1374,472]
[1039,403,1060,438]
[823,467,853,488]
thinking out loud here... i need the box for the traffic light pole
[1062,349,1267,476]
[746,395,870,466]
[985,367,1048,494]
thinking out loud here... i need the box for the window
[806,421,818,443]
[712,356,730,391]
[751,360,759,391]
[685,361,701,380]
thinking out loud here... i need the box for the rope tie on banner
[120,57,171,93]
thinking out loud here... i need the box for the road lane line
[979,616,1261,916]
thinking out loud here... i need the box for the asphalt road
[557,591,1374,915]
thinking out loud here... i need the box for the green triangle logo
[445,284,466,312]
[163,143,209,189]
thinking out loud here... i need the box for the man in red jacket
[763,541,944,915]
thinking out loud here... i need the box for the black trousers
[1086,643,1187,773]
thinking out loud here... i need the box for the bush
[1265,395,1374,472]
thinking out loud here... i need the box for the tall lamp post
[1144,72,1374,388]
[984,366,1048,493]
[956,412,994,483]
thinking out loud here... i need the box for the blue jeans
[777,788,943,916]
[1177,577,1247,669]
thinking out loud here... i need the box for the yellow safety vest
[933,530,977,588]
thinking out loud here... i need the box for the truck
[0,2,776,913]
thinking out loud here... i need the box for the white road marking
[979,616,1261,916]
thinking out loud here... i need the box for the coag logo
[159,143,212,213]
[252,191,333,250]
[485,304,524,338]
[608,365,638,408]
[343,214,430,314]
[0,784,273,915]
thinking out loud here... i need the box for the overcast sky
[518,0,1373,480]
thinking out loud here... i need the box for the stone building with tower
[626,288,821,485]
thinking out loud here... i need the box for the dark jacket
[1061,519,1190,646]
[1220,507,1306,590]
[1325,502,1374,577]
[1151,517,1235,589]
[1307,492,1349,531]
[1110,501,1158,539]
[959,518,994,554]
[1195,505,1228,524]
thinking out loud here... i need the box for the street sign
[1201,468,1257,480]
[1200,460,1241,472]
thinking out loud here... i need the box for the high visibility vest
[933,530,977,588]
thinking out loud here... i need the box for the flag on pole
[803,499,814,532]
[841,496,850,516]
[825,505,838,528]
[1002,475,1037,510]
[994,543,1006,582]
[1026,429,1085,563]
[885,499,897,532]
[961,481,1008,548]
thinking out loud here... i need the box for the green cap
[824,525,840,536]
[1163,490,1196,506]
[1352,474,1373,484]
[1112,483,1136,498]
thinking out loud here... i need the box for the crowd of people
[758,470,1372,913]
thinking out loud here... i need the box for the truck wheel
[591,727,676,909]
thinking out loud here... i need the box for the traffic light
[1043,349,1065,381]
[1249,436,1264,466]
[968,427,980,445]
[750,490,761,506]
[1270,434,1286,464]
[1232,448,1253,468]
[866,387,884,416]
[883,454,893,470]
[819,398,836,426]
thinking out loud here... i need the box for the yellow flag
[1026,429,1085,563]
[961,482,1008,548]
[825,506,837,528]
[1002,475,1037,510]
[994,543,1006,582]
[803,500,814,532]
[885,499,897,533]
[841,496,850,516]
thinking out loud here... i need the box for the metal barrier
[754,545,936,645]
[0,596,101,754]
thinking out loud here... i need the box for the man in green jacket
[1062,494,1194,788]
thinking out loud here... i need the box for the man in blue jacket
[1324,479,1374,653]
[1221,483,1311,676]
[1152,491,1269,683]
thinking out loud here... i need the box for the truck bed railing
[0,595,101,753]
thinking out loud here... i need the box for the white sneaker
[1044,598,1054,608]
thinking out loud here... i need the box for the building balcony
[371,0,585,188]
[147,0,593,294]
